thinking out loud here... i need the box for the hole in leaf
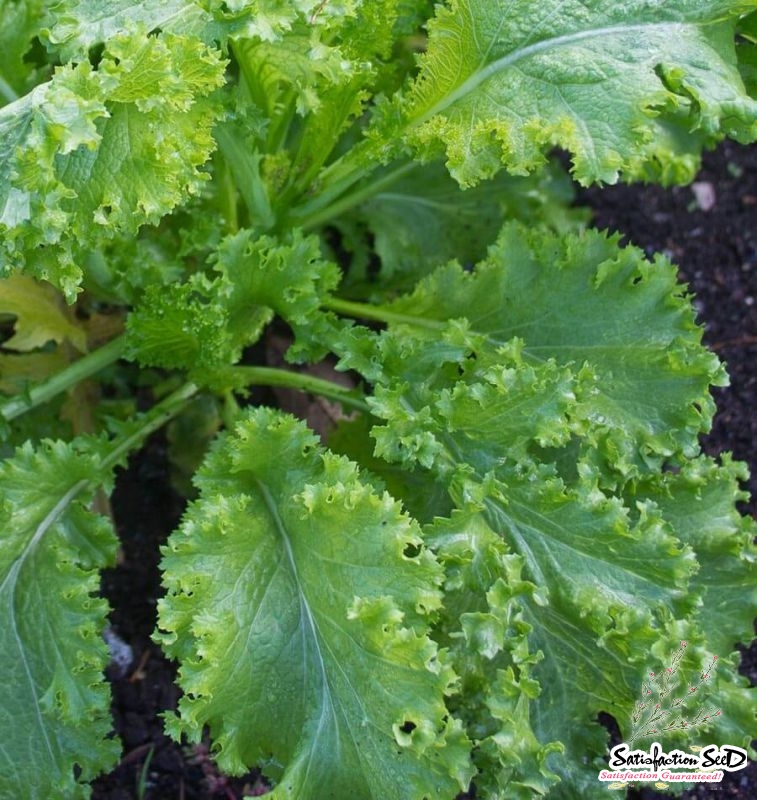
[88,42,105,69]
[403,542,421,558]
[24,37,56,70]
[399,720,416,735]
[598,711,623,749]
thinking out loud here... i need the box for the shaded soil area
[91,142,756,799]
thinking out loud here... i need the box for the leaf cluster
[0,2,755,799]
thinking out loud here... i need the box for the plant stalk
[1,336,127,423]
[324,297,447,332]
[291,161,418,230]
[100,381,199,472]
[222,366,371,413]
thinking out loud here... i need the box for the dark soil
[91,142,756,800]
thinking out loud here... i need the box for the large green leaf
[43,0,347,57]
[43,0,194,60]
[393,0,757,186]
[478,477,698,796]
[380,222,726,473]
[43,0,395,204]
[633,455,757,657]
[369,347,699,790]
[0,382,198,798]
[157,407,474,798]
[0,438,120,798]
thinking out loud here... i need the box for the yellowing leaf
[0,275,86,352]
[0,351,67,395]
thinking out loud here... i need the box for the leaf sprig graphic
[629,642,721,744]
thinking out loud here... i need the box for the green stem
[1,336,127,423]
[220,156,239,233]
[294,161,419,230]
[324,297,446,332]
[266,88,298,155]
[221,390,243,430]
[215,126,275,230]
[100,382,198,472]
[223,366,371,413]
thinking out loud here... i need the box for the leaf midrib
[253,477,340,773]
[411,21,683,126]
[0,477,90,771]
[485,492,690,608]
[252,476,401,794]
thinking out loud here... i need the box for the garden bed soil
[92,141,756,799]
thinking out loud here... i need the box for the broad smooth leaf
[157,407,474,799]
